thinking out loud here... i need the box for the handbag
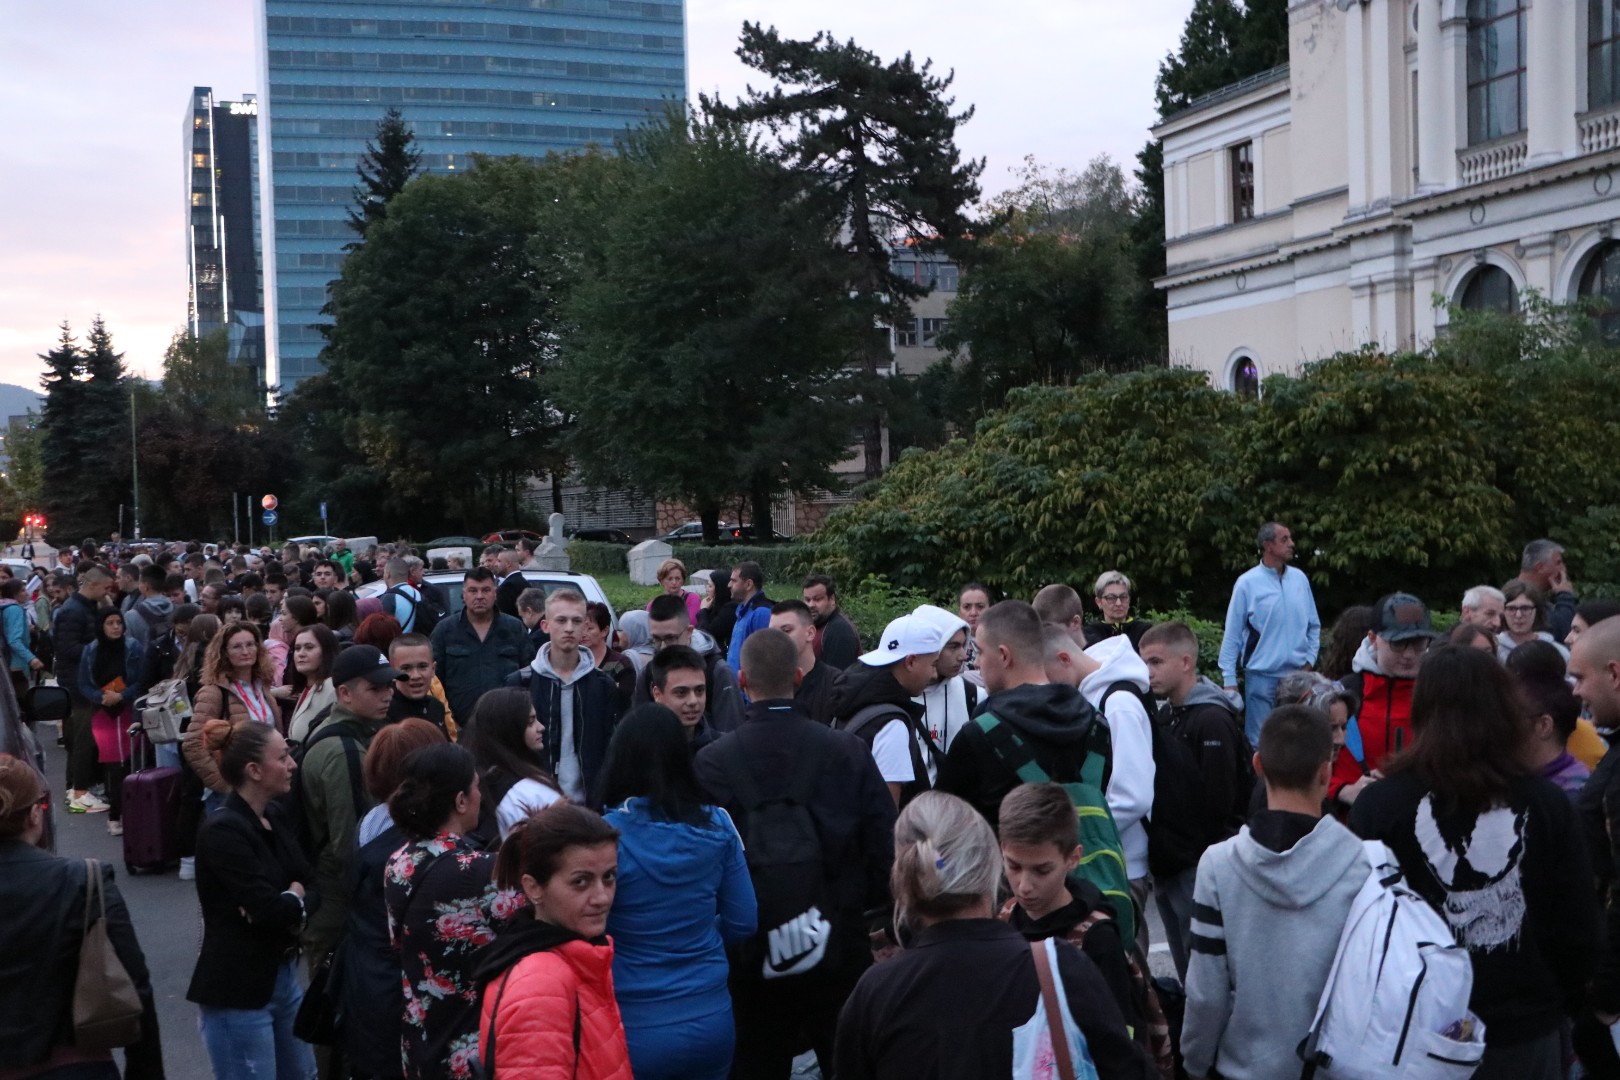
[1033,938,1079,1080]
[135,677,192,745]
[72,858,145,1051]
[293,944,341,1045]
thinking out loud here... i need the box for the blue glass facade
[261,0,686,392]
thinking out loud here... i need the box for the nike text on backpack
[134,678,192,745]
[714,733,836,980]
[973,711,1136,950]
[1299,840,1485,1080]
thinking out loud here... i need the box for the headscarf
[91,607,127,690]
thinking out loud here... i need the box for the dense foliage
[807,302,1620,618]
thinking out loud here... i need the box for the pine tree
[37,322,85,541]
[705,24,984,480]
[346,107,423,240]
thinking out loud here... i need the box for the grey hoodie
[1182,815,1369,1080]
[124,594,175,649]
[531,643,598,801]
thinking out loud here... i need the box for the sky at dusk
[0,0,1190,386]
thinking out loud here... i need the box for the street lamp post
[129,382,142,540]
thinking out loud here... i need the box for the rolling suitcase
[122,730,182,875]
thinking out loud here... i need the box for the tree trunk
[698,502,721,546]
[551,468,564,515]
[749,481,774,544]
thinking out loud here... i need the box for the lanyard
[233,680,274,726]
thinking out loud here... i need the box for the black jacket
[1580,743,1620,1011]
[796,659,839,726]
[389,690,451,740]
[1003,880,1140,1038]
[188,793,320,1009]
[52,591,99,686]
[694,700,897,977]
[816,610,862,671]
[833,918,1154,1080]
[1083,619,1152,651]
[335,822,410,1079]
[1162,690,1252,849]
[833,663,935,807]
[507,656,623,803]
[937,682,1103,833]
[0,841,164,1076]
[1352,772,1599,1043]
[495,573,528,619]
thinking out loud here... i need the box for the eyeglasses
[1098,593,1130,604]
[1504,604,1537,615]
[649,633,686,647]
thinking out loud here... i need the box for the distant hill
[0,384,41,424]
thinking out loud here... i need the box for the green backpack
[974,712,1135,949]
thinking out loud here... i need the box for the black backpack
[715,731,836,981]
[278,714,367,860]
[386,584,443,636]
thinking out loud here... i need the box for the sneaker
[71,792,110,814]
[179,857,195,881]
[107,820,123,837]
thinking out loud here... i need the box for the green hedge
[567,540,631,577]
[668,543,804,584]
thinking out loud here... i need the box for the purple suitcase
[122,732,182,874]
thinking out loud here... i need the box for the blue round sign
[262,509,278,526]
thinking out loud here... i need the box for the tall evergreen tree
[37,322,85,541]
[705,24,984,480]
[346,107,423,240]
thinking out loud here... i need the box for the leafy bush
[838,576,943,650]
[567,540,630,577]
[1141,609,1225,681]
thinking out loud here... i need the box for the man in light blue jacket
[1217,522,1321,744]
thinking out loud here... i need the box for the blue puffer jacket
[603,798,756,1022]
[726,593,773,677]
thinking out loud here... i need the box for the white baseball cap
[857,613,949,667]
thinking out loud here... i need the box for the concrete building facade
[1155,0,1620,394]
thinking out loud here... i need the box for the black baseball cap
[1375,593,1436,643]
[331,644,402,687]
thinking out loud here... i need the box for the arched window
[1467,0,1526,145]
[1457,265,1517,313]
[1229,354,1260,399]
[1579,242,1620,343]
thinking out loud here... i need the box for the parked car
[0,681,57,851]
[481,529,545,545]
[727,524,788,543]
[422,535,483,550]
[288,534,342,548]
[356,569,616,628]
[570,528,633,545]
[657,522,736,544]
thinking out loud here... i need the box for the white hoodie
[1080,635,1156,880]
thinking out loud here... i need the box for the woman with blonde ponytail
[833,791,1154,1080]
[185,718,318,1080]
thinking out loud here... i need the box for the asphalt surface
[43,729,214,1080]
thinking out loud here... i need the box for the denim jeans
[1242,670,1283,747]
[198,960,316,1080]
[1153,865,1198,983]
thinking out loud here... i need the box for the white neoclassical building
[1154,0,1620,394]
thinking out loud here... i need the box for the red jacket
[480,937,631,1080]
[1329,668,1414,800]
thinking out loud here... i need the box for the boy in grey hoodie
[1182,704,1368,1080]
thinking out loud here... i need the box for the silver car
[355,569,617,628]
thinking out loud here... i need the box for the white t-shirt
[871,719,937,787]
[497,778,563,840]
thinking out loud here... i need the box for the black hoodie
[936,681,1102,833]
[833,663,935,806]
[1002,879,1139,1035]
[471,909,592,991]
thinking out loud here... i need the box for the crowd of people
[3,525,1620,1080]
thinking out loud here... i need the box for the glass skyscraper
[186,88,266,384]
[259,0,687,392]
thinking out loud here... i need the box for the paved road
[43,730,213,1080]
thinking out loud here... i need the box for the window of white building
[1229,354,1260,399]
[1592,0,1620,111]
[1458,264,1518,313]
[1467,0,1526,144]
[1578,242,1620,342]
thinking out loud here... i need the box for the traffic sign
[261,494,279,510]
[262,510,279,526]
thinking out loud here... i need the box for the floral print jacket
[384,831,524,1080]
